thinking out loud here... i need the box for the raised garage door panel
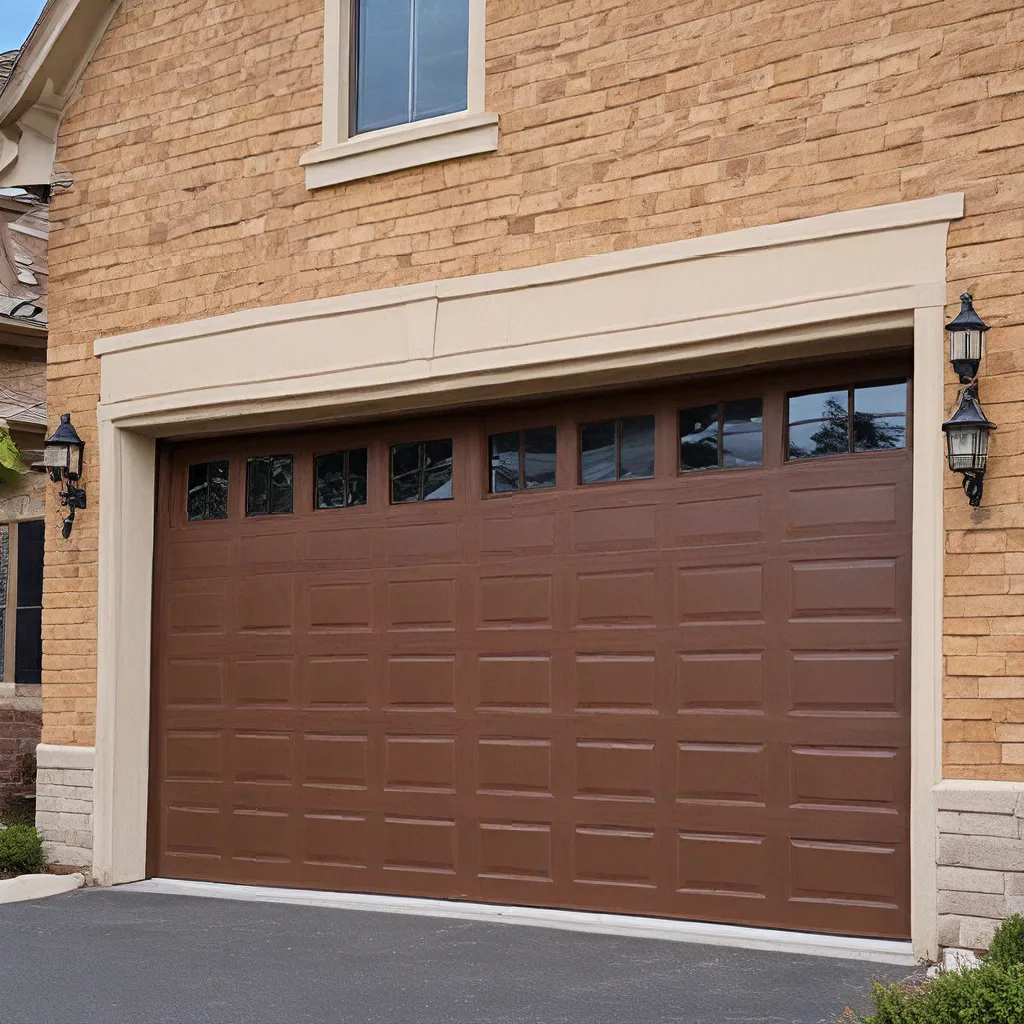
[151,360,912,939]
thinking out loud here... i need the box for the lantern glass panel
[949,329,983,365]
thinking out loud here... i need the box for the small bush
[854,915,1024,1023]
[987,914,1024,970]
[0,823,44,874]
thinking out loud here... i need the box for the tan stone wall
[45,0,1024,768]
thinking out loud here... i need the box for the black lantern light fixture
[43,413,87,538]
[941,294,996,508]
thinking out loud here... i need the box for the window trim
[301,0,495,189]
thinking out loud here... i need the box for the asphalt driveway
[0,888,916,1023]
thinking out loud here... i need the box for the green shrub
[854,915,1024,1023]
[987,914,1024,969]
[0,823,44,874]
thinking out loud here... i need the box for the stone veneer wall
[34,743,93,869]
[937,781,1024,952]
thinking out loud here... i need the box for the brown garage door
[151,357,912,939]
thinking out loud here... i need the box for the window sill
[300,111,499,190]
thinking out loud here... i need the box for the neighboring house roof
[0,383,46,428]
[0,51,18,95]
[0,190,48,334]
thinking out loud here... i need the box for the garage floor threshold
[116,878,917,965]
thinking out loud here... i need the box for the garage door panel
[670,494,765,546]
[301,655,372,708]
[154,366,912,938]
[789,650,902,715]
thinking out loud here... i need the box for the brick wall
[0,697,41,811]
[44,0,1024,769]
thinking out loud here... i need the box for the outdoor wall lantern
[941,293,996,508]
[44,413,86,539]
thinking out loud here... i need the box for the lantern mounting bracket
[961,471,984,508]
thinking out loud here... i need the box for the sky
[0,0,47,54]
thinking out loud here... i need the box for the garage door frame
[89,194,960,960]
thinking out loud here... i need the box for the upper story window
[354,0,469,134]
[300,0,496,189]
[787,381,908,460]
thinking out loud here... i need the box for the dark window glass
[787,381,908,460]
[391,439,454,503]
[580,420,617,483]
[348,447,369,506]
[679,405,719,472]
[853,382,907,452]
[489,431,520,493]
[246,455,293,516]
[316,448,369,509]
[523,426,556,489]
[680,399,763,472]
[581,417,655,484]
[488,427,557,494]
[187,460,229,521]
[788,389,849,460]
[14,520,43,686]
[722,398,764,469]
[619,416,655,480]
[355,0,468,134]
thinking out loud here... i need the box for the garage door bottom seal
[113,878,916,965]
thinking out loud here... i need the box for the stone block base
[0,696,41,811]
[937,780,1024,952]
[35,744,94,869]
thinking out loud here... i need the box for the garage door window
[187,461,229,521]
[488,427,556,493]
[580,415,655,483]
[788,380,907,460]
[391,438,454,502]
[315,448,369,509]
[246,455,294,516]
[679,398,763,472]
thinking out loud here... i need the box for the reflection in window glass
[391,438,454,502]
[787,390,849,460]
[620,416,655,480]
[580,420,617,483]
[679,405,719,472]
[680,400,763,472]
[316,448,369,509]
[488,427,556,494]
[722,398,764,469]
[581,417,655,483]
[853,382,907,452]
[355,0,469,134]
[787,381,908,460]
[523,426,557,489]
[489,432,519,493]
[246,456,293,516]
[187,461,229,521]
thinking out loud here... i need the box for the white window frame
[300,0,496,190]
